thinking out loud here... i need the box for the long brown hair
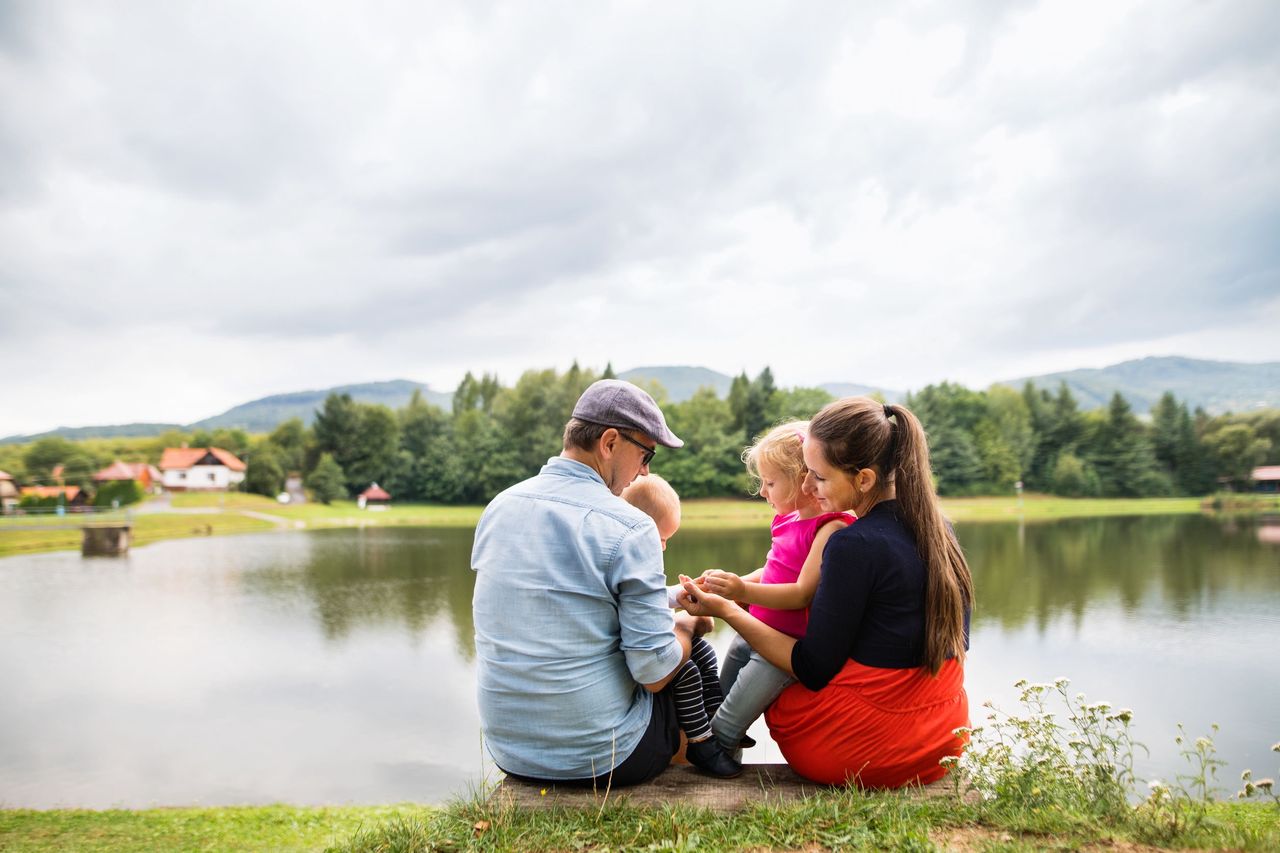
[808,397,972,674]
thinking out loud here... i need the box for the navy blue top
[790,500,970,691]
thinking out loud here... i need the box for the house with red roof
[159,447,247,492]
[19,484,90,508]
[94,460,162,492]
[0,470,18,513]
[357,483,391,510]
[1253,465,1280,495]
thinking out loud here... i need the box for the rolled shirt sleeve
[612,524,683,685]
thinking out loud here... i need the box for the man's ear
[598,427,621,459]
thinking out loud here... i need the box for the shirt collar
[541,455,606,487]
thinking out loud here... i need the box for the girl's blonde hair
[742,420,810,507]
[808,397,973,675]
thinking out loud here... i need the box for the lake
[1,513,1277,808]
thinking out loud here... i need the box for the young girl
[697,421,856,753]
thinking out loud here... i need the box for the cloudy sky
[2,0,1278,437]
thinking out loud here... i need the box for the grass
[0,512,275,557]
[0,490,1259,558]
[4,792,1273,852]
[0,804,420,853]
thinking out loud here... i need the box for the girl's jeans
[712,633,796,751]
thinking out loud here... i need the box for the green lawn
[2,796,1277,852]
[0,804,420,853]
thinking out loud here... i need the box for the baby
[621,475,739,777]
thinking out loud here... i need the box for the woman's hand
[676,574,737,619]
[700,569,746,600]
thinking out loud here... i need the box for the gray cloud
[2,0,1278,434]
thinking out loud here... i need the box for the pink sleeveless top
[748,510,856,638]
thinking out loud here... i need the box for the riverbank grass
[3,796,1276,852]
[0,804,419,853]
[0,492,1245,557]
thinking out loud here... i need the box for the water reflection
[963,515,1280,631]
[241,527,478,658]
[0,513,1277,808]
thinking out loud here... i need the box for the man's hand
[676,574,736,619]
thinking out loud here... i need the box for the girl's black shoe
[686,738,743,778]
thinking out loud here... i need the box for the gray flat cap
[572,380,684,448]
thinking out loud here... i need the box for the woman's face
[802,438,860,513]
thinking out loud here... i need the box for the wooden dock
[492,764,957,812]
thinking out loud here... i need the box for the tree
[22,437,100,489]
[1085,393,1171,497]
[1203,423,1271,490]
[244,445,286,497]
[267,418,308,473]
[306,453,346,504]
[93,479,144,507]
[1050,452,1100,497]
[659,388,749,498]
[773,387,835,422]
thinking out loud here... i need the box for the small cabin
[0,470,18,513]
[358,483,391,510]
[1253,465,1280,495]
[94,460,161,492]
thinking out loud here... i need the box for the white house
[159,447,247,491]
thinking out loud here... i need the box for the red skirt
[765,658,968,788]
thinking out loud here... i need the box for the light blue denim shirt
[472,456,682,780]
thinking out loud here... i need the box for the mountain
[818,382,905,403]
[618,366,734,401]
[0,422,184,444]
[1,380,454,444]
[999,356,1280,414]
[189,380,454,432]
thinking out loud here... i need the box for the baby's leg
[688,635,725,720]
[710,648,795,751]
[670,659,713,742]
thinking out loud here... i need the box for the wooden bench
[492,764,958,812]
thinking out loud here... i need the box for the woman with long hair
[679,397,973,787]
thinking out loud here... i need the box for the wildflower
[1272,742,1280,753]
[1111,708,1133,723]
[1242,769,1253,781]
[1148,779,1165,791]
[1053,676,1070,688]
[540,788,547,796]
[1087,701,1112,713]
[1014,679,1028,689]
[953,726,973,737]
[1195,737,1213,750]
[1258,778,1275,792]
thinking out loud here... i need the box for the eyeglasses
[618,431,656,467]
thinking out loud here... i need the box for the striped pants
[670,635,724,742]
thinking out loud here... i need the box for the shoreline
[2,493,1273,559]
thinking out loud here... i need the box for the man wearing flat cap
[472,379,704,787]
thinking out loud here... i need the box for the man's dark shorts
[501,687,680,788]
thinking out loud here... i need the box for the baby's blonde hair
[743,420,810,505]
[621,474,681,528]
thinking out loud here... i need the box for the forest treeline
[4,363,1277,504]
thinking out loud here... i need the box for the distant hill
[619,366,734,401]
[818,382,905,403]
[999,356,1280,414]
[6,357,1274,444]
[1,380,454,444]
[0,422,183,445]
[189,380,453,432]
